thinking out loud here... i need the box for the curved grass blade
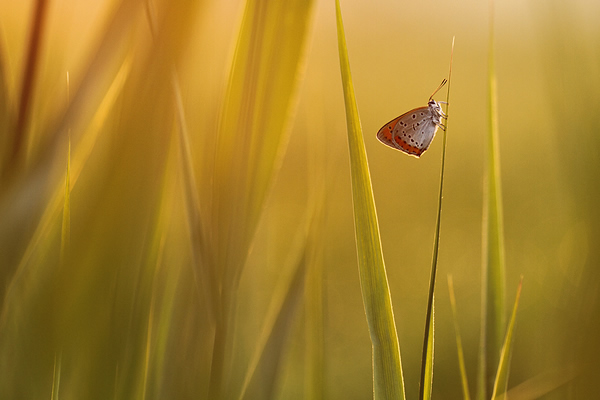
[448,275,472,400]
[237,213,312,400]
[419,37,454,400]
[59,137,70,266]
[479,1,507,398]
[143,0,218,327]
[0,55,133,316]
[208,0,315,396]
[335,1,404,398]
[503,364,578,399]
[212,0,316,287]
[490,278,523,400]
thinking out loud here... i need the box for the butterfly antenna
[429,78,447,101]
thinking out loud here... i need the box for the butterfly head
[428,99,446,126]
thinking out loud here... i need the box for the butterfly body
[376,80,447,158]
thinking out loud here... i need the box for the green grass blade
[335,1,404,398]
[419,37,454,400]
[237,218,310,400]
[1,55,132,316]
[50,353,61,400]
[59,137,70,266]
[171,71,218,323]
[421,299,435,400]
[448,275,472,400]
[490,278,523,400]
[209,0,315,396]
[479,1,506,398]
[26,0,144,176]
[142,0,217,327]
[212,0,315,283]
[504,365,578,399]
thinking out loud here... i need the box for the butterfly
[376,79,447,157]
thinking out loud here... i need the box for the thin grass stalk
[50,353,61,400]
[143,0,219,326]
[28,0,145,180]
[478,0,506,398]
[448,275,472,400]
[335,1,404,398]
[0,56,132,321]
[418,37,454,400]
[59,139,70,266]
[490,278,523,400]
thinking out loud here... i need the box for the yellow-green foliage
[0,0,598,399]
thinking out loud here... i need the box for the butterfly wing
[377,106,437,157]
[376,101,444,157]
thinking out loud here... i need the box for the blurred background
[0,0,598,398]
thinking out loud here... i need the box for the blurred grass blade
[448,275,472,400]
[30,0,145,175]
[59,138,70,265]
[419,37,454,400]
[171,71,217,322]
[490,278,523,400]
[504,364,579,399]
[237,215,311,400]
[209,0,315,396]
[51,353,61,400]
[335,1,405,398]
[143,0,216,324]
[479,0,506,398]
[1,55,132,313]
[0,32,12,175]
[8,0,49,173]
[212,0,315,283]
[138,134,185,399]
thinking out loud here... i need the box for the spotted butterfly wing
[376,80,447,158]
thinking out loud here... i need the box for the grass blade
[419,37,454,400]
[237,217,311,400]
[479,1,506,398]
[421,299,435,400]
[212,0,315,283]
[208,0,315,396]
[143,0,218,327]
[0,55,132,310]
[59,137,70,266]
[335,1,404,398]
[448,275,472,400]
[50,353,61,400]
[0,31,12,175]
[8,0,49,173]
[490,278,523,400]
[504,365,578,399]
